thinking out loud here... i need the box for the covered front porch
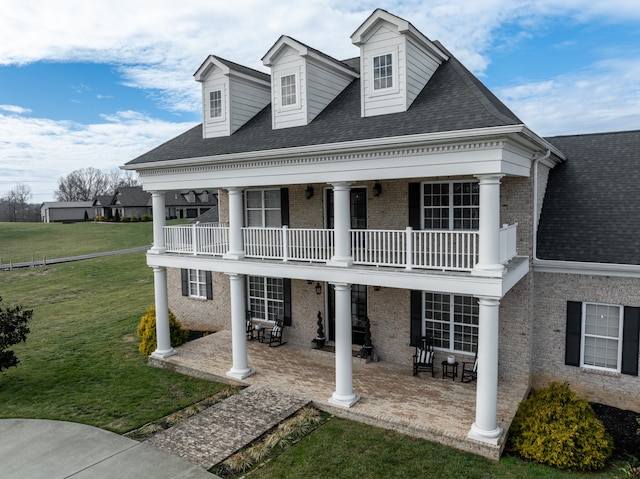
[148,329,528,461]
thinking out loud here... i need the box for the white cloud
[0,112,196,202]
[0,104,32,114]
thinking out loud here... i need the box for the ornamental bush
[0,297,32,372]
[136,306,188,358]
[509,382,613,471]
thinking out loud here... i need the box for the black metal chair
[412,336,435,377]
[246,311,254,340]
[263,317,286,347]
[461,351,478,383]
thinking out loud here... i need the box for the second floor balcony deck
[162,223,519,273]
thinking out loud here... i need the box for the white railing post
[282,226,289,262]
[405,227,413,270]
[192,223,198,255]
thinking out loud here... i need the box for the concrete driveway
[0,419,217,479]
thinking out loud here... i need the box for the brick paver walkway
[146,385,309,470]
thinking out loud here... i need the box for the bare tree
[3,184,32,222]
[105,169,139,195]
[55,167,110,201]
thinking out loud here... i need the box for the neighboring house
[92,195,115,220]
[165,189,218,220]
[123,8,639,457]
[111,186,153,219]
[41,201,93,223]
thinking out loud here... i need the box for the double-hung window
[373,53,393,90]
[280,74,297,106]
[248,276,284,322]
[246,189,281,227]
[423,181,479,230]
[209,90,222,118]
[424,293,478,353]
[582,302,623,371]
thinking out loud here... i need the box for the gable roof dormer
[194,55,271,138]
[351,8,449,118]
[262,36,359,130]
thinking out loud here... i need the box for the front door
[325,186,368,345]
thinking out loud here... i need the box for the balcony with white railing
[163,223,519,273]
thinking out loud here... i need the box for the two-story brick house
[123,8,639,455]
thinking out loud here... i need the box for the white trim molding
[534,259,640,278]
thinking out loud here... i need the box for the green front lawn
[0,251,224,433]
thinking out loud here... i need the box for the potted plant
[311,311,326,349]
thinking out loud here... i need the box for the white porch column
[468,297,501,444]
[226,273,253,379]
[150,266,176,358]
[150,191,166,254]
[472,174,504,277]
[328,282,360,407]
[224,187,245,260]
[327,182,353,267]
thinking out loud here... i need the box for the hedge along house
[122,9,639,457]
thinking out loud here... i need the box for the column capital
[474,173,505,184]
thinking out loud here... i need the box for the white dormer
[194,56,271,138]
[262,36,359,130]
[351,9,449,118]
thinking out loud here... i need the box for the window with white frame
[582,302,623,371]
[188,269,207,298]
[373,53,393,90]
[423,181,479,230]
[246,189,281,227]
[248,276,284,322]
[280,74,297,106]
[209,90,222,118]
[424,292,478,353]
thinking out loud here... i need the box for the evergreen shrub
[509,382,613,471]
[141,215,153,222]
[136,306,188,357]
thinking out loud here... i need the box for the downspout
[532,149,551,261]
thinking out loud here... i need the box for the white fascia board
[146,253,508,298]
[262,35,306,66]
[125,124,544,172]
[534,259,640,278]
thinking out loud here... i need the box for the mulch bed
[592,402,640,461]
[186,330,216,342]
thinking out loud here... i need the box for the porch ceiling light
[305,185,314,199]
[315,282,322,295]
[373,180,382,197]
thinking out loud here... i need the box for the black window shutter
[408,182,421,229]
[410,290,423,347]
[283,278,292,326]
[622,306,640,376]
[205,271,213,300]
[565,301,582,366]
[181,269,189,296]
[280,188,289,226]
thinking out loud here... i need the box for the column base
[223,252,245,260]
[467,422,502,445]
[328,392,360,408]
[148,247,166,255]
[226,367,254,380]
[327,257,353,268]
[150,348,177,359]
[471,263,505,277]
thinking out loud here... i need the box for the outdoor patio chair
[461,351,478,383]
[263,317,286,347]
[412,336,435,377]
[246,311,254,340]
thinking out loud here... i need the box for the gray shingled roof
[539,130,640,265]
[114,186,151,207]
[126,53,523,166]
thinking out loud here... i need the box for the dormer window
[209,90,222,118]
[280,74,297,106]
[373,53,393,90]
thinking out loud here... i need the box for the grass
[0,221,154,264]
[0,250,225,433]
[242,416,621,479]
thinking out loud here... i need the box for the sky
[1,1,640,203]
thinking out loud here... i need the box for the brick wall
[533,272,640,411]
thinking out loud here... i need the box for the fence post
[405,226,413,271]
[192,223,198,255]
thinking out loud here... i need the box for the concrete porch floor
[149,330,528,461]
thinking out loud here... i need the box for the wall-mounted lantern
[373,181,382,197]
[305,185,314,199]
